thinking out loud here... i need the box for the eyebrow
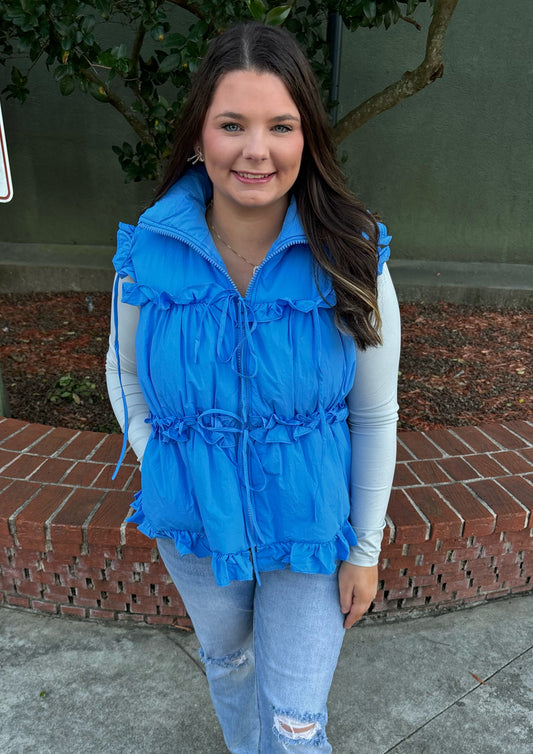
[214,111,300,122]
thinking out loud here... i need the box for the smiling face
[200,70,304,217]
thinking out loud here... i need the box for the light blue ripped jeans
[157,539,346,753]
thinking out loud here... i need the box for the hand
[338,561,378,629]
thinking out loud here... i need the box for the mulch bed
[0,292,531,434]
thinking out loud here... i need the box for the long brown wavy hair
[154,22,382,348]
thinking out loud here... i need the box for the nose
[242,129,269,161]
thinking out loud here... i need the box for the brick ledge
[0,417,532,625]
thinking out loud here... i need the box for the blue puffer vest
[113,166,390,586]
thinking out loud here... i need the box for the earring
[187,147,204,164]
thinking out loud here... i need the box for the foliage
[46,373,103,405]
[0,0,451,182]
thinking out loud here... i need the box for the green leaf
[158,53,181,74]
[265,6,291,26]
[246,0,266,21]
[363,2,377,21]
[59,75,75,95]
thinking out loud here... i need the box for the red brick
[407,487,463,539]
[89,608,116,620]
[383,587,414,601]
[58,431,107,460]
[90,434,136,464]
[397,432,443,460]
[31,600,58,614]
[0,417,28,441]
[14,581,44,599]
[496,476,533,514]
[0,448,17,471]
[433,560,464,575]
[387,489,429,543]
[6,594,30,608]
[126,469,142,491]
[42,586,72,601]
[61,461,106,487]
[82,544,119,562]
[0,480,41,539]
[493,552,521,569]
[502,578,530,589]
[466,454,507,478]
[501,420,533,444]
[129,600,159,614]
[396,438,415,462]
[477,423,528,450]
[511,584,533,595]
[99,596,128,610]
[521,448,533,464]
[30,426,79,456]
[49,487,104,545]
[468,480,529,532]
[451,426,500,453]
[117,612,144,622]
[437,483,495,537]
[60,605,87,618]
[437,457,480,482]
[119,544,157,562]
[159,597,187,615]
[408,460,451,485]
[92,463,135,490]
[0,423,52,452]
[485,588,511,599]
[379,575,410,590]
[2,454,46,479]
[14,485,71,548]
[29,457,74,484]
[447,584,482,600]
[145,615,179,626]
[490,451,533,475]
[86,490,132,545]
[123,521,155,547]
[423,429,473,457]
[72,595,100,608]
[408,574,438,587]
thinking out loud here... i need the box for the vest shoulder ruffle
[113,222,136,280]
[377,222,391,275]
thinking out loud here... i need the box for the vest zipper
[138,220,307,576]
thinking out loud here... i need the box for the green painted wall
[0,2,531,263]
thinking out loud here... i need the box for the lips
[234,171,274,180]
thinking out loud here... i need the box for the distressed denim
[157,539,346,753]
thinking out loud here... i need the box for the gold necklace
[207,205,261,273]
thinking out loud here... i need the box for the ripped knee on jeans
[273,710,326,745]
[199,647,249,671]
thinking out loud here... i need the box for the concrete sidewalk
[1,596,532,753]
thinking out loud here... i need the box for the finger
[343,599,371,629]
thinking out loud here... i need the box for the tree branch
[332,0,460,145]
[165,0,206,22]
[80,68,153,144]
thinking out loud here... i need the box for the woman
[107,21,400,753]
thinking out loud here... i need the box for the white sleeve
[346,263,401,566]
[105,274,152,464]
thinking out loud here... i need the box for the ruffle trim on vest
[147,402,348,447]
[121,282,335,317]
[113,223,136,280]
[377,222,391,275]
[125,491,357,587]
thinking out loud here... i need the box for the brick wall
[0,416,532,625]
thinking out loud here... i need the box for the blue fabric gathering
[113,166,391,586]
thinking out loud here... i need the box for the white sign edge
[0,100,14,203]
